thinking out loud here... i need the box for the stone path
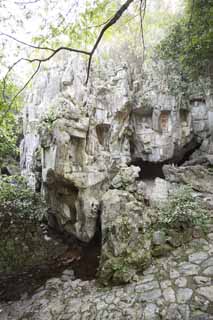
[1,229,213,320]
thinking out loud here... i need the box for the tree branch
[14,0,40,5]
[139,0,146,59]
[0,32,54,52]
[85,0,135,84]
[2,0,139,119]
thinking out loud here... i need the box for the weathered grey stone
[139,289,162,303]
[148,178,170,206]
[189,252,209,264]
[202,257,213,269]
[175,277,187,288]
[143,265,158,275]
[203,266,213,276]
[162,287,176,303]
[194,295,210,312]
[136,281,159,292]
[164,304,183,320]
[178,262,200,276]
[196,286,213,302]
[190,314,211,320]
[177,288,193,303]
[161,280,173,289]
[170,269,180,279]
[140,275,155,284]
[143,303,160,320]
[178,304,190,320]
[193,276,211,286]
[164,165,213,194]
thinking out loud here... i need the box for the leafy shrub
[0,80,22,162]
[158,0,213,80]
[158,185,209,230]
[0,175,46,221]
[38,109,57,133]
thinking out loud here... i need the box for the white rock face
[20,53,213,242]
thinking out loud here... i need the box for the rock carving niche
[69,137,85,170]
[159,111,171,133]
[180,109,189,125]
[95,124,110,148]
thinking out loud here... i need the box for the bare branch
[1,47,90,122]
[0,62,41,125]
[188,0,195,28]
[139,0,146,59]
[0,33,54,52]
[14,0,40,5]
[2,0,140,118]
[85,0,135,84]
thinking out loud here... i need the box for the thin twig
[188,0,195,28]
[139,0,145,59]
[85,0,135,84]
[0,62,41,124]
[0,33,54,51]
[14,0,40,4]
[2,0,138,118]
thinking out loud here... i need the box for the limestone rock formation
[99,165,152,284]
[20,53,213,246]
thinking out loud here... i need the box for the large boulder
[99,166,152,285]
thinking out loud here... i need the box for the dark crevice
[49,207,102,280]
[132,160,165,180]
[130,138,202,180]
[0,210,102,302]
[175,139,202,166]
[172,138,202,166]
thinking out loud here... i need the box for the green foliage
[0,81,22,162]
[158,0,213,80]
[33,0,117,49]
[38,108,57,132]
[158,185,209,230]
[0,175,46,221]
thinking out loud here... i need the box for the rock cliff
[20,53,213,245]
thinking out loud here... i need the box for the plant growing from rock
[157,185,209,231]
[38,109,57,133]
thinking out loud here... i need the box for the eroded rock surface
[20,53,213,244]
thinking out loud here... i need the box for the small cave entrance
[68,210,102,281]
[131,139,202,181]
[48,203,102,281]
[50,183,102,281]
[132,160,165,180]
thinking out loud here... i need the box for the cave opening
[132,160,165,180]
[131,139,202,181]
[69,208,102,281]
[49,204,102,281]
[59,206,102,281]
